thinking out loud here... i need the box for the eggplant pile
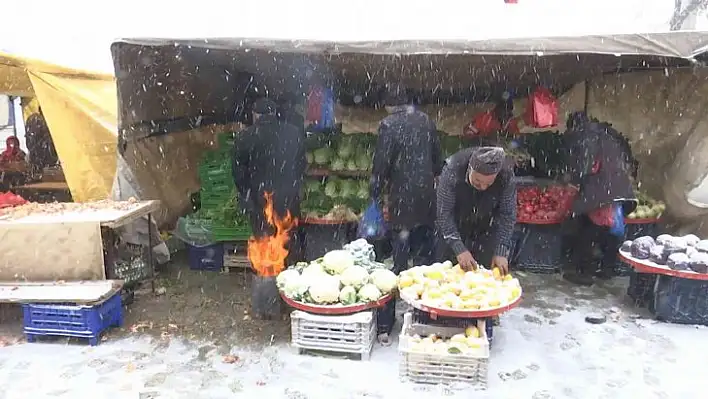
[622,234,708,273]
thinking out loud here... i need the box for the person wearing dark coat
[278,94,306,139]
[562,112,637,286]
[25,108,58,173]
[232,98,306,264]
[435,147,517,273]
[370,89,443,345]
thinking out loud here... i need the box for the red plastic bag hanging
[524,87,558,128]
[463,111,501,137]
[306,87,324,124]
[588,205,614,227]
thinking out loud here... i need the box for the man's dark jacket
[564,120,636,215]
[370,107,443,229]
[232,115,306,236]
[435,148,517,259]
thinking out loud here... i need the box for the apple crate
[290,310,375,360]
[399,313,489,389]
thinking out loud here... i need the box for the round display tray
[280,292,393,314]
[400,292,523,319]
[624,217,662,225]
[618,250,708,281]
[517,218,564,225]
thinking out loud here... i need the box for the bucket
[251,275,282,320]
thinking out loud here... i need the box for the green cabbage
[330,158,346,171]
[337,137,355,159]
[313,147,331,165]
[305,179,321,193]
[324,180,339,197]
[346,159,358,172]
[355,153,371,171]
[306,152,314,164]
[339,180,357,198]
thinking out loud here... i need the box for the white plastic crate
[290,310,375,360]
[399,313,489,389]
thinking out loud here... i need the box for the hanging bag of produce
[524,87,558,128]
[357,201,386,239]
[463,110,500,136]
[306,86,324,125]
[588,203,626,237]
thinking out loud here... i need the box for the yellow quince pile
[397,260,522,311]
[407,325,487,355]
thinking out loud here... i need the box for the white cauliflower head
[308,274,342,304]
[322,250,355,275]
[357,283,382,302]
[370,269,397,294]
[339,265,370,289]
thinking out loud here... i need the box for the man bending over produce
[370,87,443,346]
[435,146,516,274]
[232,98,306,264]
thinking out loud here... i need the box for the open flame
[247,192,298,277]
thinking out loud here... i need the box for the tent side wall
[0,52,118,201]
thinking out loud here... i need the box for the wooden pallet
[224,252,251,269]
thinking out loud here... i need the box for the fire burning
[247,192,298,277]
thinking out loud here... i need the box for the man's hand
[456,251,478,271]
[491,255,509,275]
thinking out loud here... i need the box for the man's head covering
[468,147,506,176]
[383,87,409,107]
[252,98,277,114]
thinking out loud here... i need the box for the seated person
[0,136,26,164]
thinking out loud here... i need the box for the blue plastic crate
[186,243,224,271]
[22,292,123,346]
[652,274,708,325]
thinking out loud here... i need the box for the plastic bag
[524,87,558,128]
[357,202,386,239]
[588,203,626,237]
[306,86,335,130]
[172,217,215,247]
[463,111,500,136]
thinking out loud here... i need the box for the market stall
[0,200,159,289]
[619,233,708,325]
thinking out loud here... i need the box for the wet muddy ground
[0,256,705,398]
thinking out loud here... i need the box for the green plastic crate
[211,225,252,242]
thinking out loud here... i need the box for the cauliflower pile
[276,243,396,306]
[397,261,522,311]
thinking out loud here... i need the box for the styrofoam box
[290,310,376,360]
[398,313,489,389]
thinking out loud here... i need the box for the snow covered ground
[0,274,705,399]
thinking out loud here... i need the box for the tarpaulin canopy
[0,52,117,201]
[112,31,708,137]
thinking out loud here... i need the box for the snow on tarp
[115,31,708,58]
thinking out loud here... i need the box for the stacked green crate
[196,133,252,241]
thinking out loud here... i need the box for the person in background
[562,112,637,286]
[232,98,306,264]
[435,147,516,274]
[370,88,443,346]
[0,136,26,164]
[25,108,58,173]
[278,93,306,139]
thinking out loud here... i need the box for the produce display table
[0,200,160,285]
[618,250,708,325]
[614,218,663,276]
[280,292,393,315]
[401,293,522,320]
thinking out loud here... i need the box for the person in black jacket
[435,147,517,273]
[370,89,443,345]
[278,93,306,139]
[232,98,306,265]
[562,112,637,285]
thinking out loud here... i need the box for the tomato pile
[516,185,576,223]
[0,192,27,209]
